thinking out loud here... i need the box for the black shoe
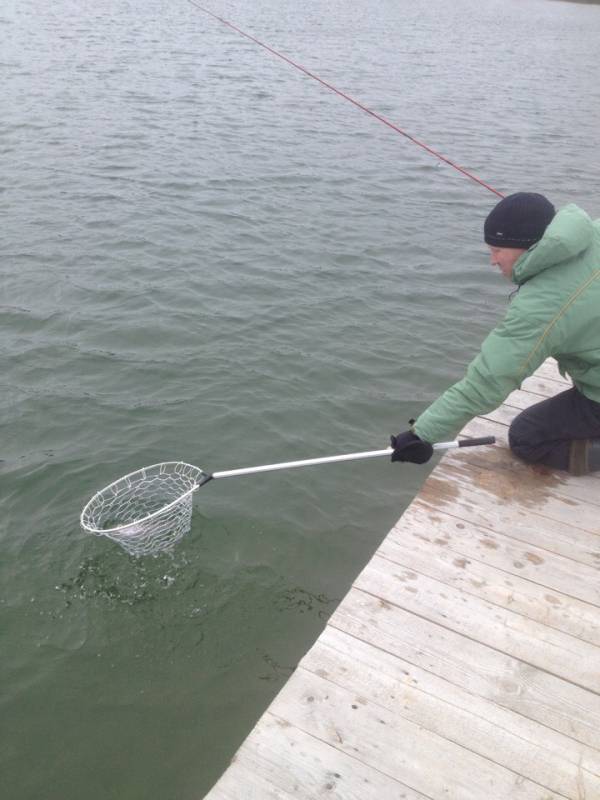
[589,439,600,472]
[569,438,600,475]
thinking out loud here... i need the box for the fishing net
[80,438,496,557]
[80,462,207,557]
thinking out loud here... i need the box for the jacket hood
[512,204,594,285]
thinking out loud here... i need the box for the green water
[2,0,600,797]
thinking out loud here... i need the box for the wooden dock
[203,359,600,800]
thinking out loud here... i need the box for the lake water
[2,0,600,797]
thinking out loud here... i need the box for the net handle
[210,436,495,480]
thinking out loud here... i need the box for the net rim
[80,461,206,536]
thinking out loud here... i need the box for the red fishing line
[186,0,504,198]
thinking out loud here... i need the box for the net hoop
[80,461,206,535]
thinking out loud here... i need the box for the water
[2,0,600,796]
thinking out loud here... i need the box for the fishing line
[186,0,504,198]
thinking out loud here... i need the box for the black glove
[390,430,433,464]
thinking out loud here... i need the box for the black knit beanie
[484,192,555,249]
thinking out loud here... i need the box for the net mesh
[80,462,207,556]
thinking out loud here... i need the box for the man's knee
[508,409,538,463]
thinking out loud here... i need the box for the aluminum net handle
[210,437,496,479]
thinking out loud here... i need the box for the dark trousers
[509,387,600,471]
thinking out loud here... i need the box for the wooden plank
[536,360,572,385]
[419,458,600,568]
[505,381,569,411]
[302,626,600,800]
[206,713,426,799]
[205,761,294,799]
[456,416,600,493]
[355,554,600,693]
[475,399,598,479]
[482,399,539,425]
[388,500,600,626]
[521,375,572,397]
[503,387,562,411]
[268,668,565,800]
[330,587,600,750]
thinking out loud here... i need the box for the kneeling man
[391,192,600,475]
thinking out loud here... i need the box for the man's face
[488,246,527,280]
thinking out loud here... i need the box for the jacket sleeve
[412,291,556,443]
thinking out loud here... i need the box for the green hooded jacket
[413,204,600,444]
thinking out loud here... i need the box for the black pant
[509,387,600,470]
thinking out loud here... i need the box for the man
[390,192,600,475]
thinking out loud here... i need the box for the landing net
[80,462,207,556]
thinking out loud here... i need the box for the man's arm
[412,293,555,443]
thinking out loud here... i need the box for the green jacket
[413,204,600,443]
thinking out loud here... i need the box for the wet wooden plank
[419,457,600,567]
[388,501,600,624]
[456,415,600,493]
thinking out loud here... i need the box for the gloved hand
[390,430,433,464]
